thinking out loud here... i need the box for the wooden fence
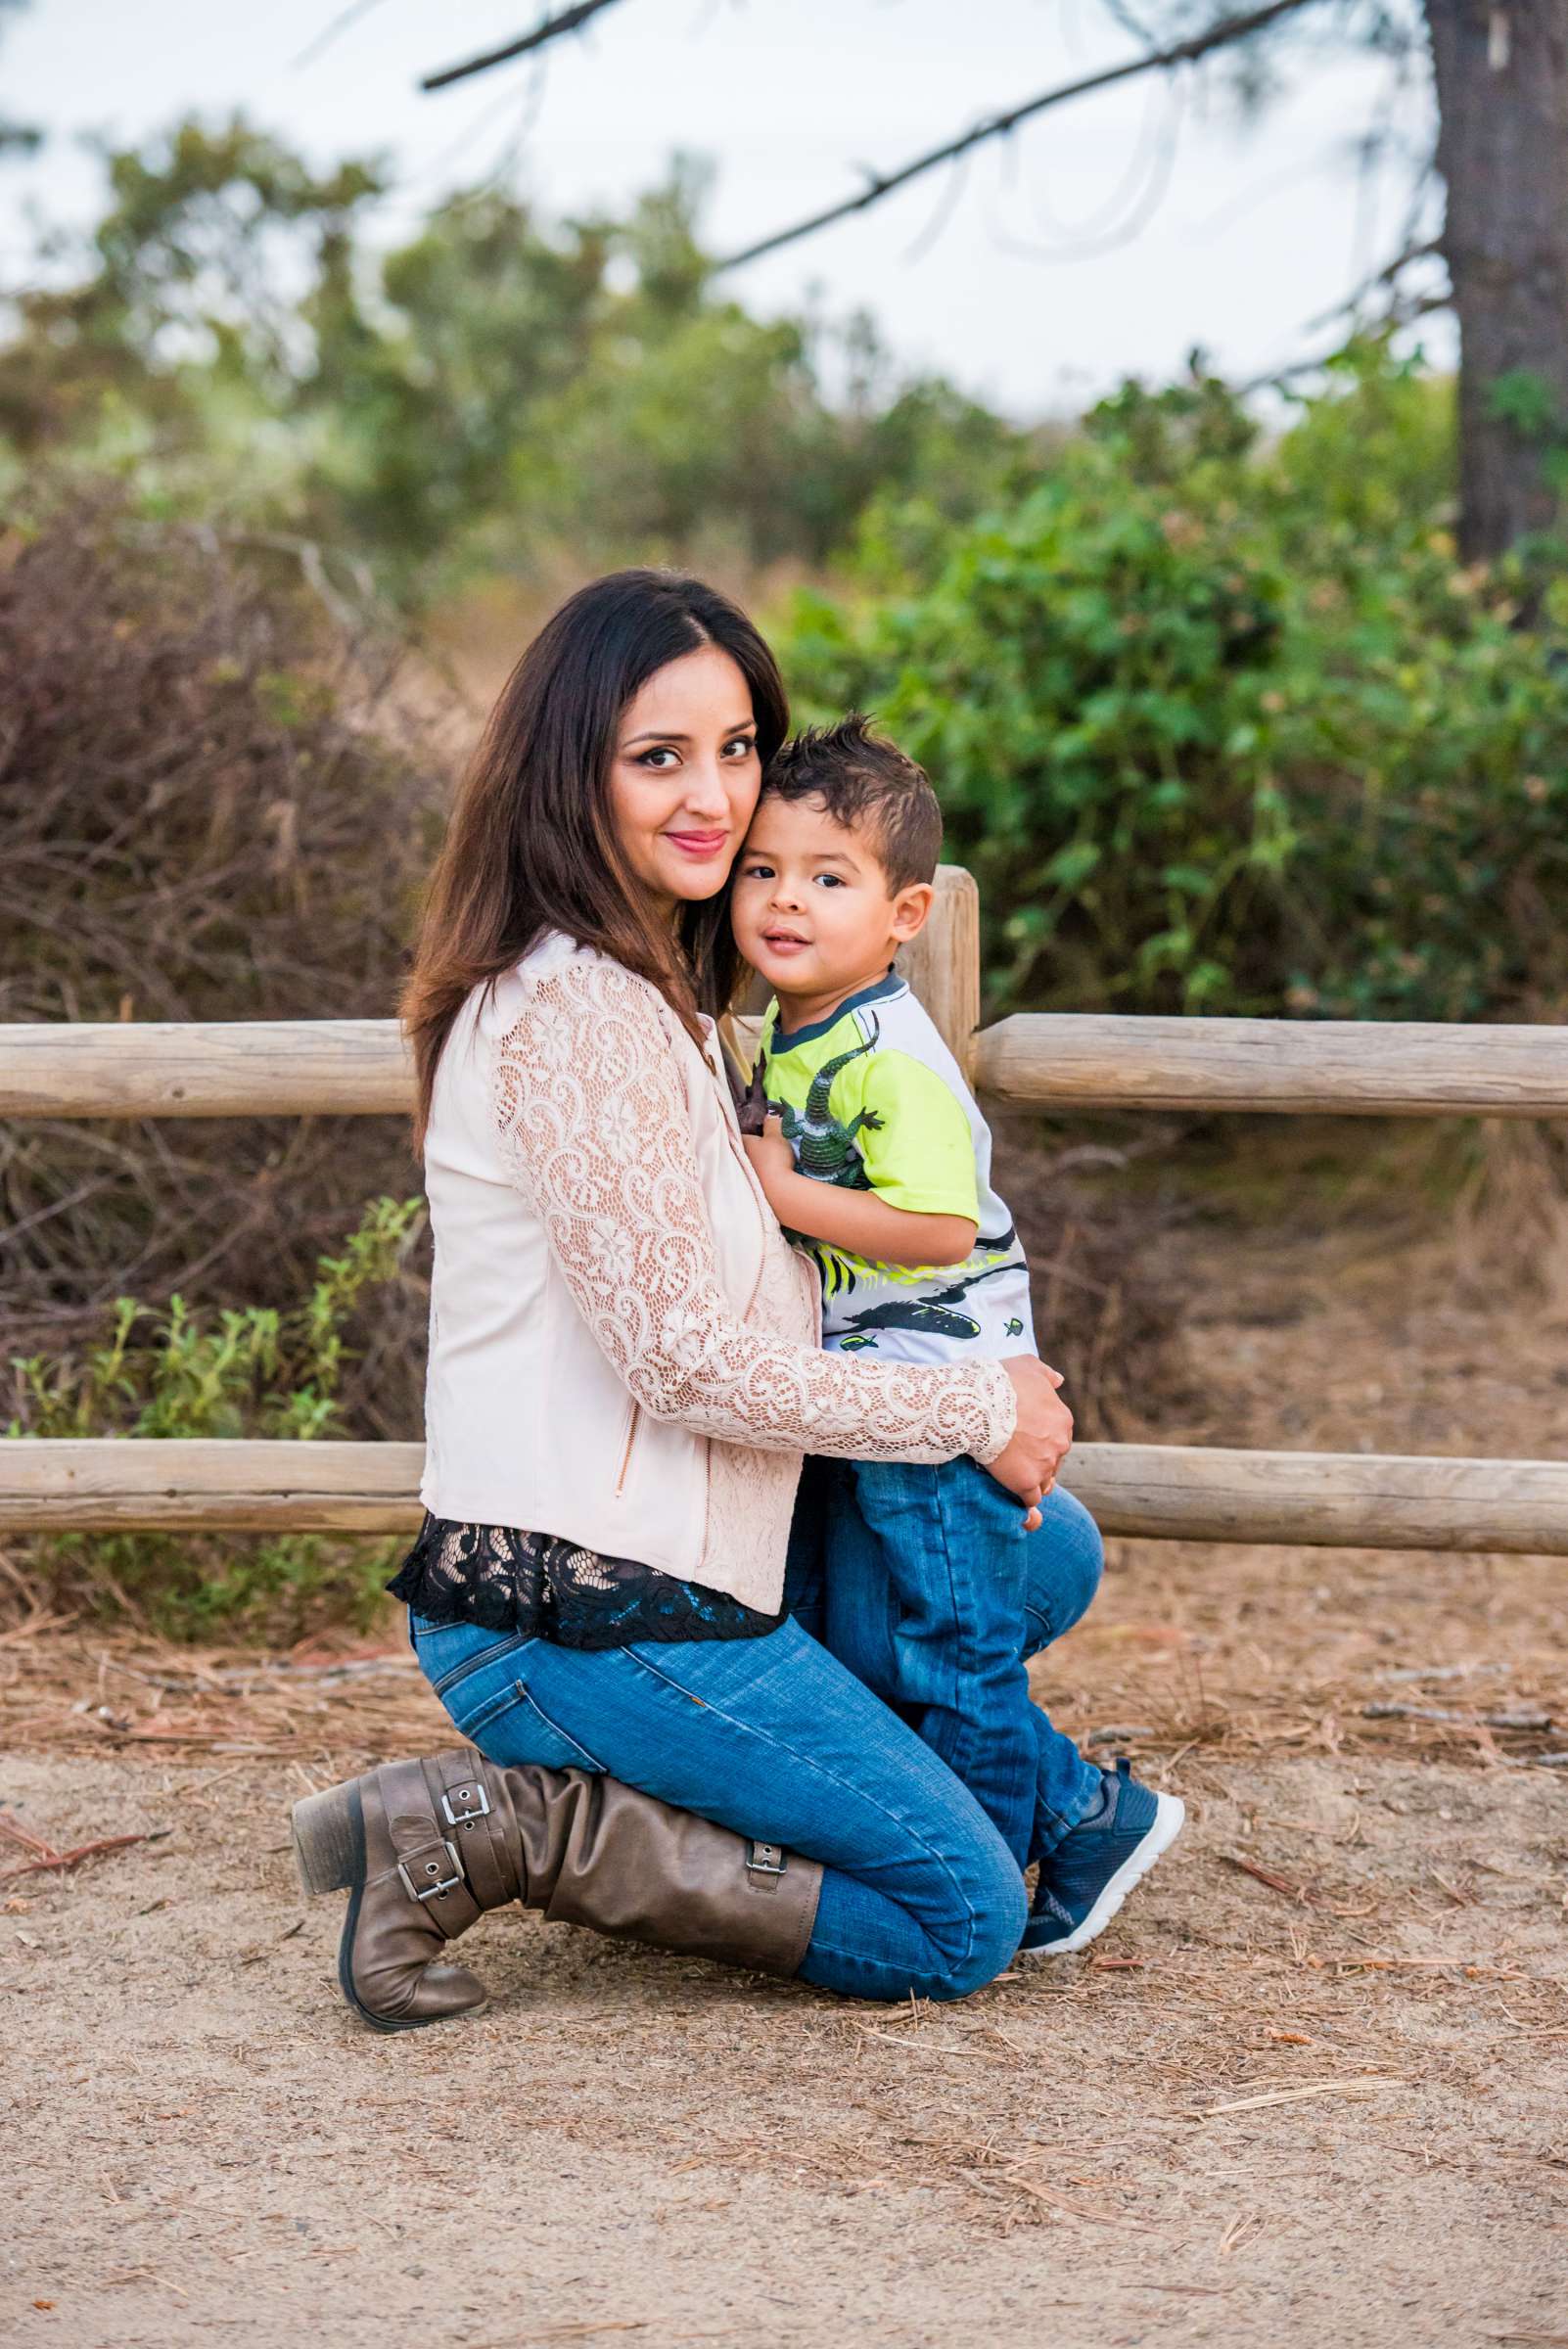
[5,867,1566,1555]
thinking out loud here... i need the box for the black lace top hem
[386,1514,785,1649]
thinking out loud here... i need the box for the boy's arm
[745,1121,977,1266]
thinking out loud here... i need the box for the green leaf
[1041,839,1101,890]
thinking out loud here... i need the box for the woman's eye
[636,747,679,768]
[722,736,757,760]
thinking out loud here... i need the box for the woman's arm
[491,957,1016,1466]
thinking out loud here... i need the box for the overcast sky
[5,0,1447,417]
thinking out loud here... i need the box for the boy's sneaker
[1017,1757,1184,1959]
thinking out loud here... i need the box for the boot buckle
[440,1781,491,1829]
[396,1836,465,1903]
[746,1840,787,1879]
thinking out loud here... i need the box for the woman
[291,571,1078,2029]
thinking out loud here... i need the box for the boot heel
[291,1782,363,1896]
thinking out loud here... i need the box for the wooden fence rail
[7,1013,1568,1122]
[3,864,1563,1553]
[0,1018,413,1121]
[976,1013,1568,1119]
[4,1438,1566,1553]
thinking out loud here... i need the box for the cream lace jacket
[417,932,1018,1614]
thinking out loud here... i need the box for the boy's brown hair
[761,714,943,892]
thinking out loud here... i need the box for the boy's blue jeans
[788,1456,1105,1868]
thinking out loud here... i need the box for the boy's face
[732,793,931,1002]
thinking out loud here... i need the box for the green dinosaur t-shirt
[758,971,1037,1362]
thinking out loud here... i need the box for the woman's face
[607,646,761,913]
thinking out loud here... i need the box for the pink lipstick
[665,829,729,858]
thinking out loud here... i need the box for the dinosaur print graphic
[835,1259,1025,1350]
[771,1018,884,1190]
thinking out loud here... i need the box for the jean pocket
[419,1627,528,1701]
[505,1679,605,1773]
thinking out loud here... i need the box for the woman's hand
[987,1357,1074,1517]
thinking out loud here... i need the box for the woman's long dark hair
[401,569,789,1150]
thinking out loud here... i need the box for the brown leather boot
[292,1749,507,2032]
[292,1748,822,2033]
[502,1765,822,1977]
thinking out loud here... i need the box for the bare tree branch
[715,0,1322,272]
[421,0,629,95]
[1300,235,1443,335]
[1237,287,1453,395]
[292,0,392,72]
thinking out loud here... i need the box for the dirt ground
[3,1128,1566,2348]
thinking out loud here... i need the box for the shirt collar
[767,967,906,1053]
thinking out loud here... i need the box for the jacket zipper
[703,1055,774,1565]
[614,1400,641,1497]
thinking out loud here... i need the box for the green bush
[777,347,1568,1023]
[7,1196,425,1637]
[0,126,1031,600]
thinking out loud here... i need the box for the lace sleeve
[490,955,1017,1466]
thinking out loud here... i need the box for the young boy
[730,716,1182,1956]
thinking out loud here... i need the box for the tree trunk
[1426,0,1568,559]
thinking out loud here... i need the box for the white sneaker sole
[1016,1789,1186,1961]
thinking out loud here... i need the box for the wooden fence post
[897,863,982,1078]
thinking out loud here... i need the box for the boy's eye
[741,861,774,880]
[813,872,846,889]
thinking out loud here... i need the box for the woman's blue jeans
[407,1485,1104,2005]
